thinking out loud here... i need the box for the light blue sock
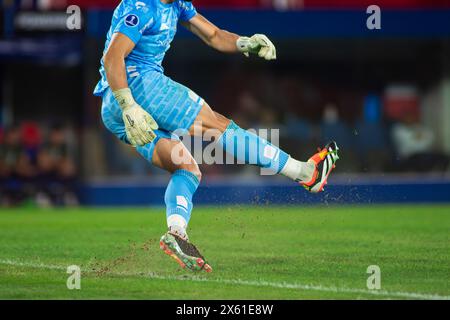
[164,169,200,235]
[217,121,289,174]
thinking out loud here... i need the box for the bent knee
[177,163,202,182]
[213,112,231,133]
[193,103,231,134]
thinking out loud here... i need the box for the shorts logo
[124,14,139,27]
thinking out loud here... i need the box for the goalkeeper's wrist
[113,88,136,110]
[236,36,250,53]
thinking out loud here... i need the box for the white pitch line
[0,259,448,300]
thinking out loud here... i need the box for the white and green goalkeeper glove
[113,88,158,146]
[236,34,277,60]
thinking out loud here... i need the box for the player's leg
[101,97,199,235]
[147,137,200,240]
[189,103,312,180]
[136,137,211,272]
[101,92,211,272]
[189,102,339,193]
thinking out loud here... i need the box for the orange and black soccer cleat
[301,141,340,193]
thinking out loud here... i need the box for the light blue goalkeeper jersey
[93,0,197,96]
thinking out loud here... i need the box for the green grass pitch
[0,205,449,299]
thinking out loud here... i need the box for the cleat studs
[196,258,205,268]
[204,264,213,273]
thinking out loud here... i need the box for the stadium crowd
[0,122,78,207]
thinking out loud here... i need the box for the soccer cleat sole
[159,240,212,273]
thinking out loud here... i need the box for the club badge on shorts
[125,14,139,27]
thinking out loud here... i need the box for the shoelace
[318,146,340,161]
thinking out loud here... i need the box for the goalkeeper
[94,0,339,273]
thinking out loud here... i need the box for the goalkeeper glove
[236,34,277,60]
[113,88,158,146]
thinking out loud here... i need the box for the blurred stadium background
[1,0,450,207]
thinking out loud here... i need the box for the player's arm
[103,33,158,146]
[181,14,277,60]
[103,33,134,91]
[180,14,239,53]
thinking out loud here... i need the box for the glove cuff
[236,36,250,53]
[113,88,136,110]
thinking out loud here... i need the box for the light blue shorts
[101,70,204,163]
